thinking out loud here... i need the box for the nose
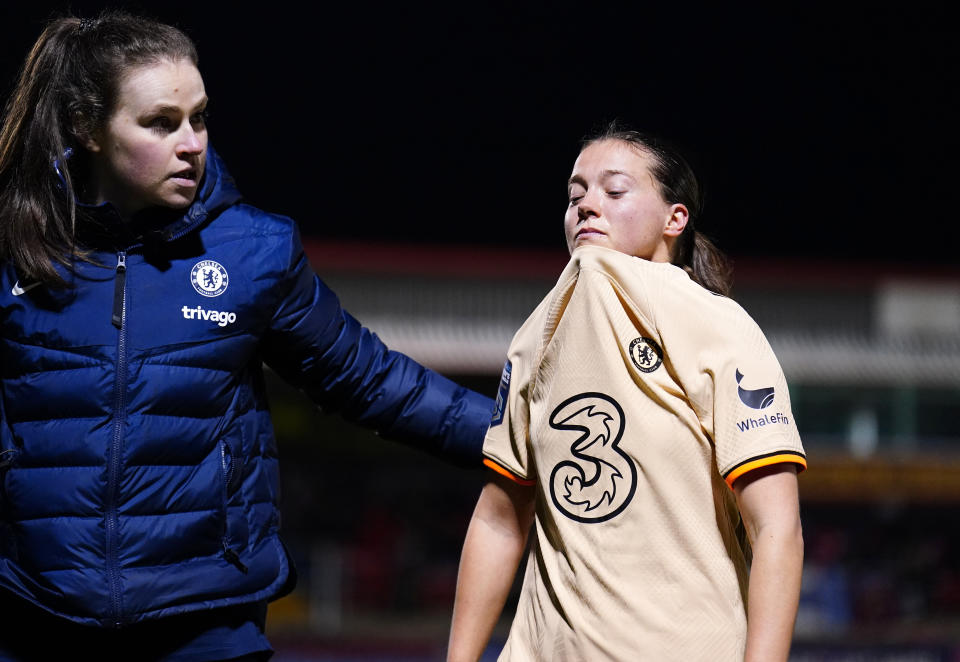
[176,126,204,157]
[577,188,600,222]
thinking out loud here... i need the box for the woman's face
[564,139,687,261]
[86,58,208,218]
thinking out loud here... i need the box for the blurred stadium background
[263,241,960,662]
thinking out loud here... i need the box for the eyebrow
[145,97,209,115]
[567,169,635,187]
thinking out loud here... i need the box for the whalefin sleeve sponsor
[716,348,804,486]
[717,341,804,486]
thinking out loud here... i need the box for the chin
[573,236,606,250]
[159,195,197,210]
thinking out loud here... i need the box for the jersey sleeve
[652,276,806,488]
[481,313,541,486]
[714,342,806,488]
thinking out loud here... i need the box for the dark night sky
[2,3,956,266]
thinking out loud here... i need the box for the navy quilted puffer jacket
[0,147,493,627]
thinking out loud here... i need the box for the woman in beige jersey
[448,127,806,662]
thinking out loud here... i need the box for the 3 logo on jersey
[548,392,637,524]
[183,260,237,327]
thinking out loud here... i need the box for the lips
[169,167,199,187]
[576,227,605,239]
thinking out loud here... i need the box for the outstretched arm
[448,473,535,662]
[261,226,493,466]
[734,463,804,662]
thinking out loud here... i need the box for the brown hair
[583,123,733,296]
[0,11,197,285]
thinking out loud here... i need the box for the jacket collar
[62,145,242,251]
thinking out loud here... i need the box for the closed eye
[568,184,586,206]
[148,116,175,132]
[190,109,209,128]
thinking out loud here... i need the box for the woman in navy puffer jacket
[0,12,493,661]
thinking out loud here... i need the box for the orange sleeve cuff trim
[724,452,807,489]
[483,458,536,486]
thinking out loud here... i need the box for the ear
[81,130,102,153]
[663,203,689,238]
[71,113,102,153]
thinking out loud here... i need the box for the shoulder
[199,205,303,261]
[571,245,761,333]
[210,203,298,239]
[192,206,309,289]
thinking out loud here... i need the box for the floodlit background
[3,2,957,660]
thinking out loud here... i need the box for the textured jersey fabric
[484,245,805,661]
[0,146,494,628]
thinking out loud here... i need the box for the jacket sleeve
[260,225,494,467]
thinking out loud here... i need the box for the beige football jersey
[483,245,805,662]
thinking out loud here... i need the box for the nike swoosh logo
[11,280,40,296]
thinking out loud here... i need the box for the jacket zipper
[111,253,126,329]
[219,442,248,573]
[106,250,128,626]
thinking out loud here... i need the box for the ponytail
[678,230,733,297]
[0,18,85,285]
